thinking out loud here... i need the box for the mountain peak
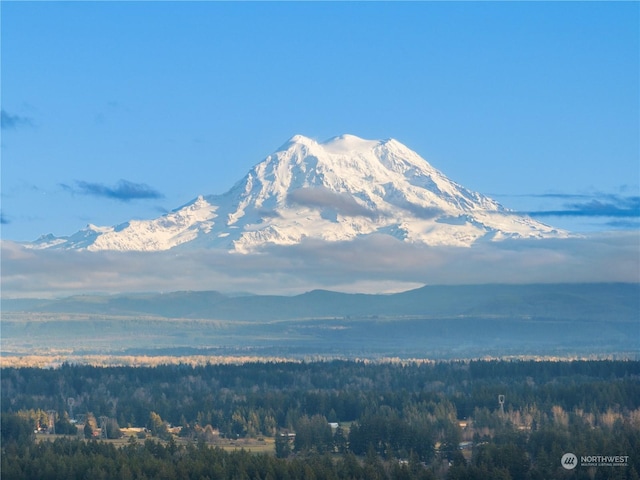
[320,134,381,154]
[280,134,318,151]
[26,134,566,252]
[282,134,385,155]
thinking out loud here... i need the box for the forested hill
[3,283,638,322]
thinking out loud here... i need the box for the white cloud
[1,231,638,299]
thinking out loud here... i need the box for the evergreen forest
[2,359,639,479]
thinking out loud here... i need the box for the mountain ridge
[27,134,565,252]
[4,283,637,359]
[3,283,636,323]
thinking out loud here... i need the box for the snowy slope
[27,134,565,252]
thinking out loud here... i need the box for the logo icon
[562,453,578,470]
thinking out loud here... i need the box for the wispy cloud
[395,202,444,220]
[287,187,377,218]
[527,196,640,219]
[606,219,640,229]
[1,109,34,130]
[61,179,164,202]
[495,190,640,223]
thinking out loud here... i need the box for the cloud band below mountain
[2,231,637,298]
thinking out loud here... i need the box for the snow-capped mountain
[28,134,565,253]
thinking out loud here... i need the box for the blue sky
[1,2,639,297]
[2,1,638,242]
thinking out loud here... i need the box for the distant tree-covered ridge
[4,283,638,359]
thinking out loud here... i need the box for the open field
[34,429,276,454]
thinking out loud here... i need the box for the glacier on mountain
[27,134,565,253]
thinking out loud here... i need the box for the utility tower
[67,398,75,422]
[99,416,109,439]
[498,395,505,416]
[47,410,56,435]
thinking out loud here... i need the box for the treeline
[3,360,639,429]
[2,359,640,479]
[0,433,437,480]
